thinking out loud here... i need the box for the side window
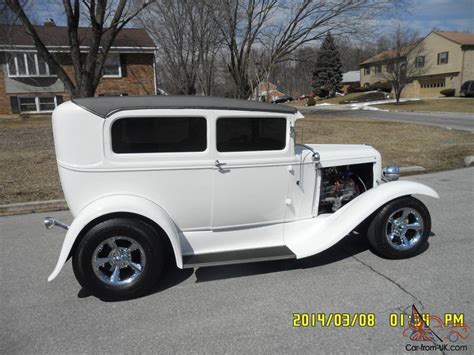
[437,51,448,65]
[216,117,287,152]
[111,117,207,153]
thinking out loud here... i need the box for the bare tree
[208,0,404,99]
[378,23,425,103]
[141,0,221,95]
[5,0,154,98]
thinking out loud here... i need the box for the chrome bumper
[44,217,70,230]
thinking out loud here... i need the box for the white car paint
[47,100,438,281]
[285,180,438,258]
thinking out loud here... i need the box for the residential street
[300,107,474,132]
[1,168,473,353]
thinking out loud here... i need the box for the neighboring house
[253,81,287,102]
[0,22,156,114]
[340,70,360,94]
[359,31,474,97]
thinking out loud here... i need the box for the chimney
[44,18,56,27]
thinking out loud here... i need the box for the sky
[4,0,474,35]
[400,0,474,34]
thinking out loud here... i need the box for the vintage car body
[46,96,438,299]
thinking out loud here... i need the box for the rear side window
[112,117,206,153]
[217,117,287,152]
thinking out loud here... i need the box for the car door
[211,114,291,229]
[104,110,214,230]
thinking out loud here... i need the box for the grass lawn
[0,116,63,205]
[296,113,474,172]
[374,98,474,113]
[1,114,473,205]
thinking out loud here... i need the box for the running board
[182,246,296,268]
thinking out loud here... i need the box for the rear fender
[48,195,182,282]
[284,180,439,258]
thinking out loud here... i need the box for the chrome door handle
[215,160,227,168]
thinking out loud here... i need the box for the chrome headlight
[383,165,400,181]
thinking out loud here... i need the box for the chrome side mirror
[383,165,400,181]
[312,152,320,163]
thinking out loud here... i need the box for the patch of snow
[349,98,421,108]
[351,105,389,112]
[315,103,334,106]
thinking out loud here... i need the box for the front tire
[73,218,164,300]
[367,196,431,259]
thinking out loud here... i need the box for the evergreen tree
[312,33,342,97]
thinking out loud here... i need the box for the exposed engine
[319,165,370,213]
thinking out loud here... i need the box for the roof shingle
[434,31,474,45]
[0,25,154,48]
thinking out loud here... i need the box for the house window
[364,67,370,75]
[420,79,445,89]
[19,97,37,112]
[216,117,287,152]
[14,96,61,113]
[415,56,425,68]
[437,52,448,65]
[103,54,122,77]
[111,117,207,154]
[374,65,381,74]
[7,52,52,77]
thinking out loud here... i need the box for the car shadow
[80,231,433,301]
[194,231,433,283]
[194,232,371,283]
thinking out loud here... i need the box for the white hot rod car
[45,96,438,299]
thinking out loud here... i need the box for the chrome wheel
[92,236,146,286]
[385,207,424,251]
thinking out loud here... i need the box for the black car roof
[72,96,297,118]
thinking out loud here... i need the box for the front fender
[48,194,183,282]
[284,180,439,259]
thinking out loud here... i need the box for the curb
[377,109,474,116]
[400,166,426,174]
[0,199,68,217]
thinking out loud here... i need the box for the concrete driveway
[1,168,473,353]
[300,107,474,132]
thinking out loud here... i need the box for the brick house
[359,31,474,97]
[252,81,287,102]
[340,70,360,94]
[0,23,156,114]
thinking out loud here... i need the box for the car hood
[304,144,380,167]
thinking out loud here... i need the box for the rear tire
[73,218,164,300]
[367,196,431,259]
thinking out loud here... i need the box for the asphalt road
[1,168,473,353]
[300,107,474,132]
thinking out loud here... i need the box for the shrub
[351,86,368,93]
[306,96,316,106]
[347,83,361,93]
[369,81,392,93]
[340,91,387,104]
[351,82,392,93]
[440,88,455,97]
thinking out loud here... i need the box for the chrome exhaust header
[44,217,70,230]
